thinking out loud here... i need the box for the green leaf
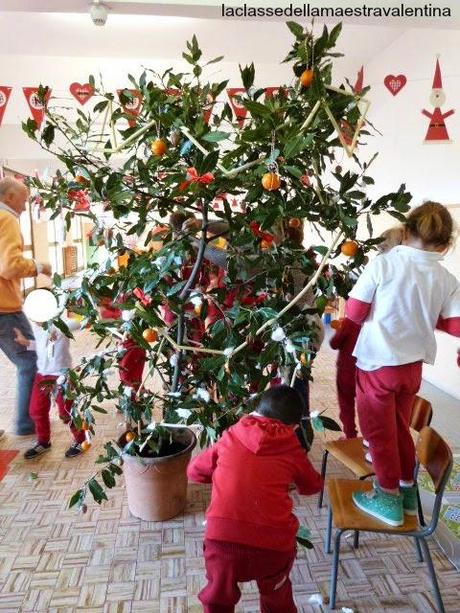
[42,124,55,147]
[88,478,108,504]
[69,489,84,508]
[286,21,304,39]
[199,150,220,174]
[311,416,325,432]
[101,469,116,489]
[319,415,342,432]
[202,131,230,143]
[243,99,271,119]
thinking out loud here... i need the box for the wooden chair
[325,426,453,612]
[318,396,433,509]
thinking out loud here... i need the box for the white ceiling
[0,11,406,68]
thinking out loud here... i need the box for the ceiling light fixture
[90,1,109,27]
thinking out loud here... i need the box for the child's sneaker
[24,442,51,460]
[65,443,83,458]
[353,484,403,527]
[400,484,418,516]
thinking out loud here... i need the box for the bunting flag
[23,87,51,128]
[117,89,143,127]
[0,86,12,127]
[227,88,249,128]
[353,66,364,93]
[70,82,95,105]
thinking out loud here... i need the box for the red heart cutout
[70,82,94,105]
[384,74,407,96]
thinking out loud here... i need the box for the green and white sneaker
[353,484,403,527]
[400,484,418,516]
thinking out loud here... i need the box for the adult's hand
[39,262,52,276]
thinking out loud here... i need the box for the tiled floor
[0,329,459,612]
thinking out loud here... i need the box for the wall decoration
[0,86,12,127]
[227,88,249,128]
[69,82,94,105]
[202,93,215,125]
[384,74,407,96]
[23,87,51,127]
[422,57,454,143]
[117,89,143,127]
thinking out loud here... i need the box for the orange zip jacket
[0,207,37,313]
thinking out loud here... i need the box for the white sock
[399,480,414,488]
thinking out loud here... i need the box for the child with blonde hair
[346,202,460,526]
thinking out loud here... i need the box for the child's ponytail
[405,202,454,249]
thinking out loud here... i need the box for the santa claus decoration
[422,57,455,143]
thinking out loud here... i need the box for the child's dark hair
[405,202,454,249]
[257,385,304,425]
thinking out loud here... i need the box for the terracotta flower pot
[122,427,197,521]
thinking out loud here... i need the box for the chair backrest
[410,396,433,432]
[416,427,452,495]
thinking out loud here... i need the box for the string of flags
[0,59,454,145]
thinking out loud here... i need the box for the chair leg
[329,529,344,610]
[417,486,426,527]
[325,506,333,554]
[419,537,445,613]
[353,530,360,549]
[414,537,424,563]
[318,450,329,509]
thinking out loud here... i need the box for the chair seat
[327,478,419,533]
[324,437,374,479]
[325,431,420,480]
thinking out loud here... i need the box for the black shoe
[24,442,51,459]
[65,443,83,458]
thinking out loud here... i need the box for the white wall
[364,28,460,398]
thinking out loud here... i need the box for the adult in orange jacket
[0,178,51,435]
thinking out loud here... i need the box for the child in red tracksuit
[330,227,403,439]
[347,202,460,527]
[14,318,86,459]
[187,385,323,613]
[329,318,361,438]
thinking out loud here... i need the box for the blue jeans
[0,312,37,434]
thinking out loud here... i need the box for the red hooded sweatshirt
[187,414,323,551]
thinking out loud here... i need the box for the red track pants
[356,362,422,490]
[29,373,85,446]
[336,353,357,439]
[199,539,297,613]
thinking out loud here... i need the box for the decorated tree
[24,22,411,508]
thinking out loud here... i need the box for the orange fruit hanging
[81,440,91,451]
[300,352,309,365]
[340,240,359,257]
[74,175,88,185]
[261,172,281,191]
[125,431,136,443]
[143,328,159,343]
[82,421,90,431]
[300,69,314,88]
[288,217,301,229]
[150,139,167,156]
[330,319,343,330]
[260,239,272,250]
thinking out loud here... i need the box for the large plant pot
[122,427,197,521]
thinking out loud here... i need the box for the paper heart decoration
[70,82,94,105]
[384,74,407,96]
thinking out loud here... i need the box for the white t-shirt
[29,319,81,376]
[349,245,460,371]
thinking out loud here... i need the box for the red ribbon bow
[179,167,214,192]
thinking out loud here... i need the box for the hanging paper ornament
[353,66,364,94]
[23,87,52,128]
[384,74,407,96]
[0,86,12,127]
[117,89,143,127]
[227,88,249,128]
[422,57,454,143]
[69,82,95,105]
[180,140,193,156]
